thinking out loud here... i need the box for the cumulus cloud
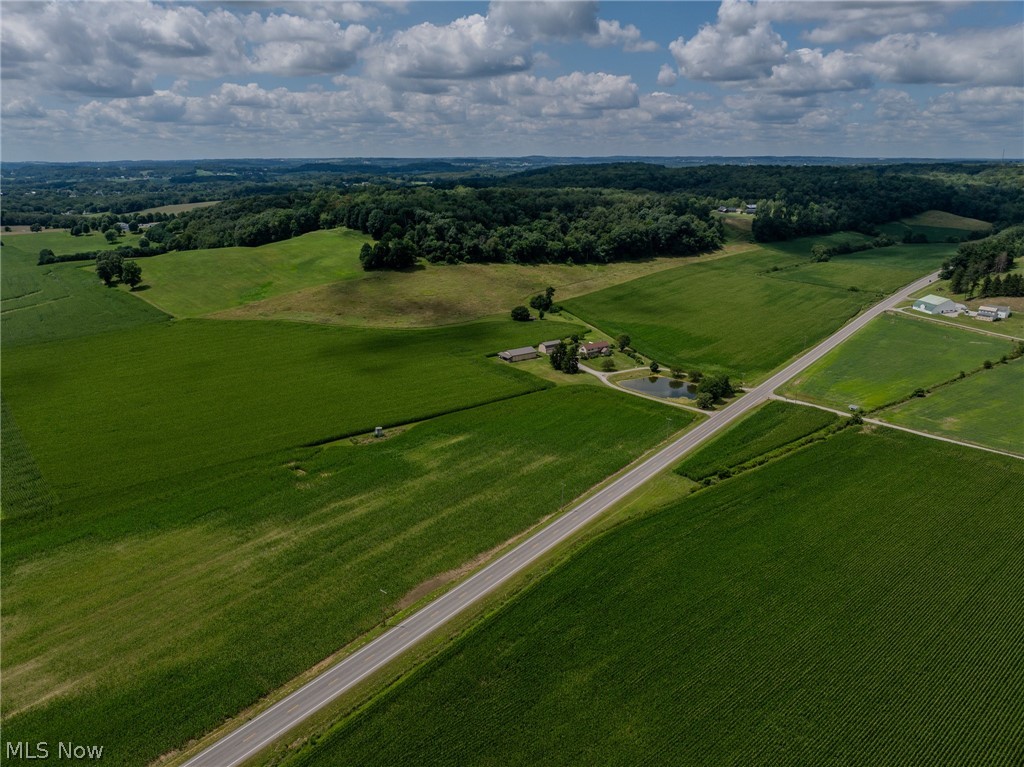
[585,20,658,53]
[860,26,1024,87]
[657,64,678,87]
[489,1,599,40]
[670,19,787,81]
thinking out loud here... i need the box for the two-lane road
[182,271,938,767]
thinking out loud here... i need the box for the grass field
[134,228,372,316]
[134,200,222,215]
[764,242,953,294]
[780,313,1014,410]
[212,252,747,328]
[882,359,1024,454]
[285,428,1024,767]
[1,386,694,767]
[675,400,838,480]
[1,237,169,348]
[565,238,954,380]
[1,317,579,500]
[878,210,992,243]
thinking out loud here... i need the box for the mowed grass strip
[780,313,1014,410]
[1,238,168,348]
[675,400,838,480]
[1,386,694,767]
[1,317,577,500]
[137,228,373,317]
[564,239,952,380]
[284,428,1024,767]
[882,359,1024,454]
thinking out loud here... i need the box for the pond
[619,375,698,400]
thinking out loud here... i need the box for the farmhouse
[579,340,612,359]
[538,340,563,354]
[498,346,538,363]
[745,204,757,214]
[976,305,1012,321]
[912,294,955,315]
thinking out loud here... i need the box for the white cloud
[670,19,787,82]
[586,20,658,53]
[860,26,1024,87]
[488,1,599,40]
[763,48,871,95]
[657,64,678,87]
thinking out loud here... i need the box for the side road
[181,270,941,767]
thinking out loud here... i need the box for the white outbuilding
[912,294,955,315]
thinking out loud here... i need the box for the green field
[1,317,581,500]
[780,313,1014,410]
[565,239,953,380]
[213,251,741,328]
[2,386,694,767]
[0,398,55,520]
[882,359,1024,454]
[286,428,1024,767]
[765,242,953,294]
[135,228,372,316]
[1,237,169,348]
[878,210,992,243]
[675,400,838,480]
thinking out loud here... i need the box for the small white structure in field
[912,294,955,315]
[538,340,563,354]
[374,426,384,438]
[498,346,538,362]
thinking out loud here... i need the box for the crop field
[0,398,54,520]
[1,316,585,501]
[134,228,372,316]
[565,245,879,379]
[211,250,752,328]
[675,400,838,480]
[764,242,953,295]
[882,359,1024,454]
[134,200,222,214]
[1,241,169,348]
[1,386,694,767]
[780,313,1014,410]
[286,428,1024,767]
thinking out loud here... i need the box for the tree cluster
[697,373,734,402]
[941,226,1022,296]
[95,252,143,288]
[548,342,579,374]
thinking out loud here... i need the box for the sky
[1,0,1022,161]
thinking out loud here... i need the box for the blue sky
[2,1,1021,161]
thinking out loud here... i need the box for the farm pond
[619,376,698,400]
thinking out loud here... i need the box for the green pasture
[675,400,838,480]
[1,238,168,348]
[780,313,1014,410]
[878,210,992,243]
[565,245,876,380]
[764,242,953,294]
[882,359,1024,454]
[1,230,143,260]
[1,387,694,767]
[288,428,1024,767]
[136,228,372,316]
[1,317,579,500]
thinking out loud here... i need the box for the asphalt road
[181,271,938,767]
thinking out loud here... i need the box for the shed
[538,340,563,354]
[977,305,1012,321]
[498,346,538,363]
[912,294,955,315]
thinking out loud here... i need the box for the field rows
[284,428,1024,767]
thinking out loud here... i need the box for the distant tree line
[483,162,1024,242]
